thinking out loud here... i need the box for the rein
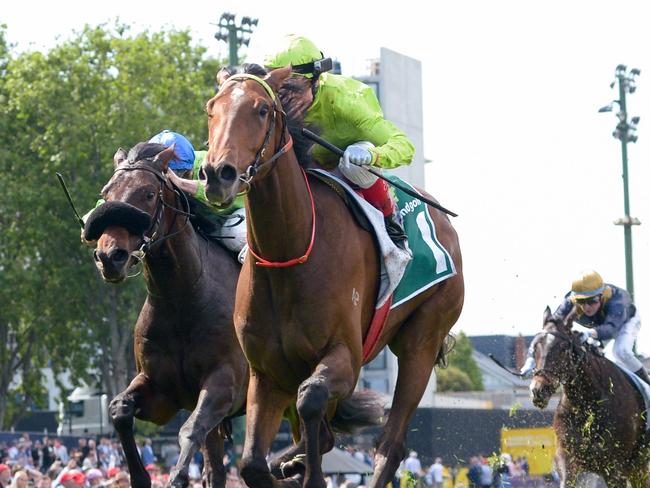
[221,73,316,268]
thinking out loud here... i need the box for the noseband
[218,74,294,189]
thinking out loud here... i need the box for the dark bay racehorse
[530,307,650,487]
[86,143,248,488]
[201,66,465,488]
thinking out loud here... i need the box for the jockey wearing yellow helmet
[521,270,648,384]
[264,34,415,251]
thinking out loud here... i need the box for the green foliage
[436,332,484,391]
[0,22,223,428]
[435,366,474,392]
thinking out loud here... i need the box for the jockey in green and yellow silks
[264,34,415,251]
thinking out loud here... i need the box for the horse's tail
[330,390,386,434]
[435,333,456,368]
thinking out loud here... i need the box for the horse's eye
[259,105,269,117]
[146,191,155,200]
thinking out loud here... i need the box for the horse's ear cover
[83,201,152,241]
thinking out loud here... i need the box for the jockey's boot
[359,179,409,252]
[384,212,409,252]
[634,367,650,384]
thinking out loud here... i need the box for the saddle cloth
[307,169,456,308]
[385,175,457,309]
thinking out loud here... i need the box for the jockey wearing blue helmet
[83,130,248,263]
[148,130,195,174]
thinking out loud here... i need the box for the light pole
[213,13,258,68]
[598,64,641,299]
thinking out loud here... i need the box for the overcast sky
[5,0,650,353]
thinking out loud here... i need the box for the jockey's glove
[343,143,373,167]
[519,356,536,377]
[578,330,596,343]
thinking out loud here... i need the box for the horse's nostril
[109,249,129,264]
[219,164,237,183]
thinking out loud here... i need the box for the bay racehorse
[201,66,465,487]
[85,143,248,488]
[530,307,650,487]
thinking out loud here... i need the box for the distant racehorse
[86,143,247,488]
[529,307,650,487]
[201,66,465,488]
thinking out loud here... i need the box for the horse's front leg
[239,369,299,488]
[168,370,240,488]
[555,447,577,488]
[296,344,357,488]
[269,415,334,481]
[109,373,178,488]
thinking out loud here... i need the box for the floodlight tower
[214,13,258,68]
[598,65,641,299]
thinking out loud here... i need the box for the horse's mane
[126,142,168,164]
[240,64,315,168]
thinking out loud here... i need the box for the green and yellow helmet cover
[264,34,323,78]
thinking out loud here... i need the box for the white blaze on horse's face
[231,86,246,100]
[204,80,274,205]
[529,333,557,408]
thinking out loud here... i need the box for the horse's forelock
[242,63,268,77]
[127,142,168,165]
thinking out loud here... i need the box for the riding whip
[301,128,458,217]
[56,172,85,228]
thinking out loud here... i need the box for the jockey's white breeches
[604,314,643,371]
[217,208,247,262]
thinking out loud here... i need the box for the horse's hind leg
[169,371,239,488]
[202,425,225,488]
[369,295,460,488]
[240,370,300,488]
[296,344,357,488]
[110,373,178,488]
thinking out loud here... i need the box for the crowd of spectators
[392,452,540,488]
[1,434,551,488]
[0,433,253,488]
[0,434,136,488]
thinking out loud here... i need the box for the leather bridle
[216,74,294,191]
[110,162,193,261]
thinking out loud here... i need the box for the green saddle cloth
[388,175,456,308]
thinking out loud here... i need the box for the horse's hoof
[108,397,135,431]
[280,454,306,478]
[168,469,190,488]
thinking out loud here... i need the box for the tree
[0,22,223,428]
[435,366,474,392]
[436,332,484,391]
